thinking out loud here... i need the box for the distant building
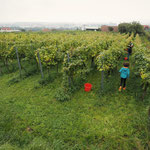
[84,27,100,31]
[1,27,11,31]
[42,28,51,32]
[143,25,150,30]
[101,25,118,32]
[0,27,21,32]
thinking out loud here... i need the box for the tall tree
[118,22,145,36]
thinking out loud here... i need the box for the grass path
[0,65,150,149]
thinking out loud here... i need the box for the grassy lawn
[0,66,150,150]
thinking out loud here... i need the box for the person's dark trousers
[120,78,126,88]
[127,53,130,60]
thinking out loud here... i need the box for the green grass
[0,64,150,150]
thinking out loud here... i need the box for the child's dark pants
[120,78,126,88]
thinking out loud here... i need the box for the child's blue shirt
[119,67,130,79]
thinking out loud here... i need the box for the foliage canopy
[118,21,145,35]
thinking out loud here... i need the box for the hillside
[0,31,150,149]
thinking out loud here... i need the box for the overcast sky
[0,0,150,24]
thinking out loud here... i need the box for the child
[119,62,130,91]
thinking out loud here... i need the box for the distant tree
[97,28,101,31]
[108,26,114,32]
[21,29,26,32]
[118,23,130,34]
[118,22,145,36]
[131,21,145,35]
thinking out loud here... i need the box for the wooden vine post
[67,53,71,87]
[37,51,44,79]
[15,47,22,78]
[101,57,104,91]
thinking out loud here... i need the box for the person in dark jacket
[127,47,132,60]
[127,42,134,60]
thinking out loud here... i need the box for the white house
[0,27,21,32]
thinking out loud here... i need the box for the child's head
[123,62,129,67]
